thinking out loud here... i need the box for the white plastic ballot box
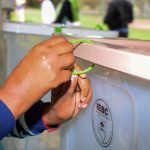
[60,39,150,150]
[1,22,150,150]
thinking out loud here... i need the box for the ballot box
[60,39,150,150]
[1,22,150,150]
[1,22,118,150]
[3,22,118,38]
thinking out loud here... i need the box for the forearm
[0,83,32,120]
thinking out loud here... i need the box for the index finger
[78,77,90,99]
[49,41,73,55]
[74,64,90,98]
[42,35,67,47]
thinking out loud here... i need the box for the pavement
[129,19,150,30]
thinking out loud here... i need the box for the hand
[42,64,92,125]
[74,64,92,109]
[0,35,74,119]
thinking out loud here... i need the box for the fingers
[79,73,87,79]
[59,53,75,69]
[73,63,82,71]
[78,77,90,99]
[73,64,86,78]
[72,102,80,118]
[86,86,92,104]
[42,35,67,47]
[58,70,72,85]
[80,86,92,108]
[70,91,80,118]
[75,89,81,108]
[74,63,92,106]
[67,75,78,95]
[49,41,73,55]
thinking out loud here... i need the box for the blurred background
[5,0,150,40]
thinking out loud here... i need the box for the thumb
[67,75,78,95]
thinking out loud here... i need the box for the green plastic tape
[69,38,95,75]
[54,26,62,33]
[69,39,93,44]
[72,64,95,75]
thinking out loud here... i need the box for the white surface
[2,22,118,38]
[3,22,55,35]
[74,42,150,81]
[1,26,150,150]
[61,59,150,150]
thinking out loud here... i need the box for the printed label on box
[92,99,113,147]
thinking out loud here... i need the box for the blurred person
[15,0,26,22]
[39,0,56,24]
[0,35,92,140]
[104,0,133,37]
[55,0,80,26]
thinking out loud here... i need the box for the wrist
[24,101,54,134]
[42,103,61,126]
[42,114,59,132]
[42,103,59,132]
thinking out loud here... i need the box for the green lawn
[80,14,150,40]
[11,8,150,40]
[129,28,150,40]
[11,8,42,23]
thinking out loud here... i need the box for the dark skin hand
[0,34,92,127]
[42,64,92,125]
[0,35,75,119]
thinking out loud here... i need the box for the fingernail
[71,75,78,81]
[81,97,86,103]
[82,103,88,108]
[80,74,87,79]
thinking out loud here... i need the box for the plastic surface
[3,22,119,38]
[0,31,6,85]
[2,24,150,150]
[1,24,119,150]
[61,59,150,150]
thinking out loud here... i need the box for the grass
[26,8,42,23]
[80,14,150,40]
[129,28,150,40]
[11,8,42,23]
[10,8,150,40]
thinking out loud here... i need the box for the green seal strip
[69,38,95,75]
[72,64,95,75]
[54,26,62,33]
[69,39,93,44]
